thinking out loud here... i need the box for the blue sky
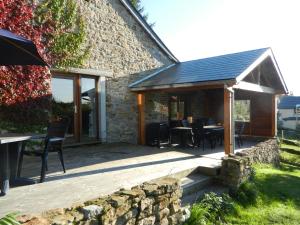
[141,0,300,95]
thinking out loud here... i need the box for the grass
[185,140,300,225]
[225,163,300,225]
[280,143,300,153]
[280,142,300,166]
[186,164,300,225]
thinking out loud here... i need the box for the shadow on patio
[0,139,260,216]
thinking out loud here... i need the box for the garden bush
[230,181,259,207]
[184,192,235,225]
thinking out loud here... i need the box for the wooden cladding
[235,90,276,137]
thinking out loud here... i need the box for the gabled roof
[278,96,300,109]
[129,48,288,93]
[119,0,178,63]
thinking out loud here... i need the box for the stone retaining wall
[220,138,280,189]
[19,178,186,225]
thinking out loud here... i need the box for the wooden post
[137,93,145,145]
[224,88,234,154]
[271,95,277,137]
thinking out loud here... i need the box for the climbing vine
[35,0,90,68]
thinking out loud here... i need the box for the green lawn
[225,164,300,225]
[185,142,300,225]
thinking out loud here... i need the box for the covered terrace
[129,48,288,154]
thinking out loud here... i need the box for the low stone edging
[18,177,186,225]
[220,138,280,189]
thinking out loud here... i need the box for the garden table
[0,134,43,196]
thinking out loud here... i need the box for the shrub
[185,192,235,225]
[0,213,20,225]
[231,181,259,207]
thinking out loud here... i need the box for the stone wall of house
[76,0,174,143]
[19,178,187,225]
[190,91,205,120]
[220,138,280,189]
[145,92,169,125]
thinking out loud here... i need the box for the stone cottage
[51,0,178,144]
[52,0,288,152]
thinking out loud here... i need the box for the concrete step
[196,165,221,176]
[181,174,213,197]
[181,183,229,206]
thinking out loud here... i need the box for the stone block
[22,216,50,225]
[136,216,156,225]
[81,205,103,220]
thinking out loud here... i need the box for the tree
[0,0,89,131]
[129,0,155,27]
[34,0,89,68]
[0,0,52,129]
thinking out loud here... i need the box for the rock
[51,214,74,225]
[136,216,156,225]
[157,208,170,221]
[22,216,50,225]
[78,219,99,225]
[182,207,191,221]
[158,217,169,225]
[140,198,155,211]
[69,210,84,222]
[81,205,103,220]
[169,201,181,214]
[17,214,35,223]
[109,195,130,208]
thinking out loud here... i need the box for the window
[234,100,250,122]
[169,95,190,120]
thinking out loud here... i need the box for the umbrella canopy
[0,29,47,66]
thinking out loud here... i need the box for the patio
[0,140,258,216]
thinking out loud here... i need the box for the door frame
[52,73,100,143]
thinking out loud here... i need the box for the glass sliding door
[51,74,99,143]
[51,76,76,142]
[80,77,98,141]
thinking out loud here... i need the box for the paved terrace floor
[0,140,258,216]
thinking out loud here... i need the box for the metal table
[0,134,42,196]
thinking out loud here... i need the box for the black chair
[235,122,245,148]
[17,118,69,183]
[146,122,170,148]
[192,122,214,151]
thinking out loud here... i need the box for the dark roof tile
[131,48,269,88]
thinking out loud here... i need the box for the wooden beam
[234,81,276,94]
[271,95,277,137]
[224,88,234,154]
[137,93,145,145]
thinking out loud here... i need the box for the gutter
[119,0,179,63]
[130,79,236,92]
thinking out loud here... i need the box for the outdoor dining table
[0,133,44,196]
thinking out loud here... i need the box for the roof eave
[236,48,288,94]
[128,63,176,88]
[130,79,236,92]
[119,0,179,63]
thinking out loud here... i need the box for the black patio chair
[146,122,170,148]
[192,122,213,151]
[235,122,245,148]
[17,118,69,183]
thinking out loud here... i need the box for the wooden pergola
[131,48,288,154]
